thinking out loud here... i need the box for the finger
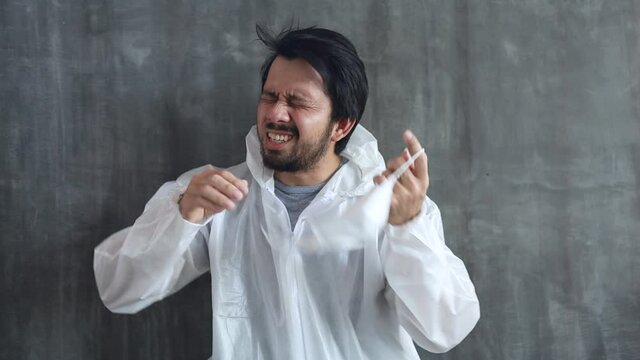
[203,204,226,218]
[198,168,249,196]
[199,164,216,173]
[216,170,250,195]
[182,191,226,214]
[195,196,226,213]
[196,166,220,180]
[402,148,410,161]
[402,130,428,178]
[382,153,410,180]
[203,208,215,218]
[402,148,415,172]
[386,156,406,173]
[398,169,421,193]
[197,185,236,210]
[373,174,387,185]
[207,174,245,201]
[392,180,411,199]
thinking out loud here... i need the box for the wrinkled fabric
[300,148,423,254]
[94,125,480,360]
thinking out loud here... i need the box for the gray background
[1,0,639,359]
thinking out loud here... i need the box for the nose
[265,99,290,123]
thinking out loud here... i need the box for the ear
[331,118,357,143]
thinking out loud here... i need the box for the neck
[274,152,342,186]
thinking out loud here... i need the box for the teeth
[267,132,292,143]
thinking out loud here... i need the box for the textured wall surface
[1,1,639,359]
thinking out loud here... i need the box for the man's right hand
[178,165,249,223]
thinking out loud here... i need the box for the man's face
[257,56,335,172]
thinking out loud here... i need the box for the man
[94,25,480,359]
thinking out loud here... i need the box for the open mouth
[267,132,293,143]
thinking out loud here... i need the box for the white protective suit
[94,125,480,360]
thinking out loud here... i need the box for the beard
[260,121,334,172]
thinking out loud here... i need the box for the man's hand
[178,165,249,223]
[374,130,429,226]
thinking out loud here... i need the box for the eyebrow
[262,90,278,98]
[262,90,312,104]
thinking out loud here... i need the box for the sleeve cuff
[387,204,427,234]
[172,191,215,227]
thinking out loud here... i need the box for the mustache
[265,123,298,136]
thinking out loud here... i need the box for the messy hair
[256,24,369,154]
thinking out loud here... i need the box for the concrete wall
[1,0,639,359]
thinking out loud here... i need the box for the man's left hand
[374,130,429,226]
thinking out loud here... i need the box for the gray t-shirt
[274,158,348,230]
[274,179,326,230]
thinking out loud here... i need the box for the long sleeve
[380,196,480,353]
[93,168,211,314]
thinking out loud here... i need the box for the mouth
[267,132,293,144]
[263,130,295,150]
[262,121,298,149]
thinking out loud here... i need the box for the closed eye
[260,91,315,110]
[260,91,278,103]
[284,94,313,109]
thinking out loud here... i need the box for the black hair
[256,24,369,154]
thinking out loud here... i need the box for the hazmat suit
[93,125,480,359]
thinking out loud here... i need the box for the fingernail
[405,130,414,139]
[238,180,248,194]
